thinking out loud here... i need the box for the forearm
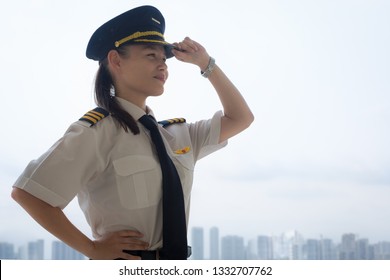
[11,188,94,258]
[207,64,254,123]
[205,63,254,142]
[173,37,254,142]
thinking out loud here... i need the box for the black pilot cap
[86,5,175,61]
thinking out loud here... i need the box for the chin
[150,88,165,97]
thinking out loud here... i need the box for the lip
[154,74,166,83]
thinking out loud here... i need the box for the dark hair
[94,47,140,134]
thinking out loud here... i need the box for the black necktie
[138,115,188,260]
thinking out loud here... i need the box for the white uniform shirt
[14,97,227,250]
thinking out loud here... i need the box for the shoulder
[158,118,186,128]
[78,107,110,127]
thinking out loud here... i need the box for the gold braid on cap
[115,31,165,47]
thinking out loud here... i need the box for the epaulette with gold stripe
[79,107,109,126]
[158,118,186,127]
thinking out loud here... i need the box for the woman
[11,5,253,260]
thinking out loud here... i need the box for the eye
[147,52,167,63]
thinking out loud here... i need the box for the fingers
[117,230,149,249]
[116,230,148,260]
[91,230,150,259]
[119,252,142,260]
[122,238,149,250]
[118,229,144,238]
[118,230,149,248]
[174,37,199,53]
[171,37,209,67]
[180,37,198,52]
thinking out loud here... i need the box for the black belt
[120,246,192,260]
[122,250,159,260]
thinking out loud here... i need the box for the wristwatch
[201,57,216,78]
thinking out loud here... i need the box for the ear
[107,50,121,71]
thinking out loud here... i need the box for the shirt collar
[115,97,155,120]
[116,97,175,143]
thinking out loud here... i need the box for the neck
[115,96,152,116]
[116,92,147,112]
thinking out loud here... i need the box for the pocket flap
[113,155,156,176]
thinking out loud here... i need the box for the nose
[160,59,168,80]
[159,58,168,70]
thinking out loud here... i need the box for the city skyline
[189,227,390,260]
[0,239,85,260]
[2,226,389,260]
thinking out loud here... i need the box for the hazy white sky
[1,0,390,252]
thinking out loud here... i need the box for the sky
[1,0,390,255]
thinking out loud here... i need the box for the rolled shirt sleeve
[13,123,101,209]
[189,110,228,162]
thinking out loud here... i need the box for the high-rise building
[191,227,204,260]
[257,235,273,260]
[28,239,44,259]
[273,230,304,260]
[221,235,245,260]
[356,238,369,260]
[305,239,320,260]
[246,239,258,260]
[209,227,219,260]
[52,241,86,260]
[320,238,336,260]
[372,241,390,260]
[339,233,357,260]
[17,244,28,259]
[0,242,16,259]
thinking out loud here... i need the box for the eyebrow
[141,45,167,58]
[142,45,163,51]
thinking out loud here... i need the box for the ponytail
[94,58,140,135]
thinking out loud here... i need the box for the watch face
[201,57,215,78]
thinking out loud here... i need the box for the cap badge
[151,17,161,24]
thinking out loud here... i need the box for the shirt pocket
[113,155,162,210]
